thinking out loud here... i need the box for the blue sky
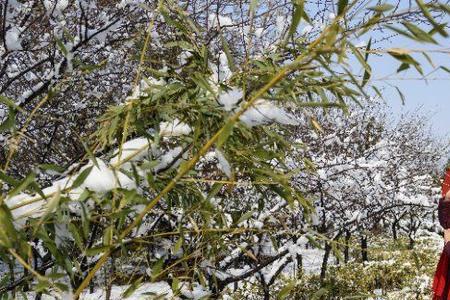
[370,36,450,138]
[306,1,450,138]
[344,19,450,139]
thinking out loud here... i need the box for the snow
[160,119,192,137]
[301,24,313,35]
[154,147,184,172]
[218,88,243,111]
[239,99,299,127]
[180,282,211,299]
[5,27,22,51]
[276,15,286,35]
[17,282,173,300]
[216,149,232,178]
[208,13,233,27]
[5,159,136,226]
[5,193,45,226]
[56,0,69,12]
[80,159,135,192]
[110,137,150,166]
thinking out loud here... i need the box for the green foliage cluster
[0,0,449,298]
[230,235,440,300]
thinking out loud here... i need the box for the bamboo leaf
[85,245,110,256]
[216,121,235,148]
[122,277,143,298]
[402,22,438,44]
[368,4,395,12]
[0,171,19,186]
[337,0,349,16]
[312,287,329,299]
[288,0,305,38]
[236,210,254,225]
[416,0,448,37]
[68,222,84,251]
[0,108,16,132]
[310,117,324,133]
[395,86,406,105]
[7,172,36,199]
[278,281,296,299]
[0,204,18,249]
[220,33,237,72]
[349,43,372,87]
[71,166,93,189]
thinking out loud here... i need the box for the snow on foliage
[0,1,448,299]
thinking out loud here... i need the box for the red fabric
[439,199,450,229]
[442,170,450,198]
[433,244,450,299]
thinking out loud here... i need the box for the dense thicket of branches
[0,0,449,299]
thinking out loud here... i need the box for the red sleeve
[442,169,450,198]
[438,198,450,229]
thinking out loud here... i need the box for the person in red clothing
[433,167,450,300]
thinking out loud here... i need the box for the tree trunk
[361,236,368,262]
[344,230,351,263]
[408,233,415,249]
[320,242,332,282]
[392,220,398,240]
[296,254,303,277]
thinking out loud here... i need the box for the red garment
[434,172,450,300]
[433,244,450,300]
[442,169,450,198]
[439,199,450,229]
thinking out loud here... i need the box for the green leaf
[0,108,16,132]
[397,63,410,73]
[41,188,61,220]
[38,163,66,174]
[71,166,93,189]
[388,49,423,74]
[278,281,295,299]
[402,22,437,43]
[206,183,223,201]
[56,38,68,56]
[362,38,372,86]
[368,4,395,12]
[372,86,384,100]
[122,277,143,298]
[173,236,183,254]
[416,0,448,37]
[220,33,237,72]
[395,86,406,105]
[421,51,435,68]
[349,43,371,87]
[150,258,165,281]
[385,25,416,40]
[79,140,99,168]
[7,172,36,199]
[103,225,114,246]
[0,204,19,249]
[236,210,254,225]
[68,223,84,251]
[0,171,19,186]
[312,287,329,299]
[337,0,349,16]
[288,0,305,38]
[216,121,235,148]
[171,277,180,293]
[440,66,450,73]
[437,3,450,14]
[191,73,216,95]
[85,245,110,256]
